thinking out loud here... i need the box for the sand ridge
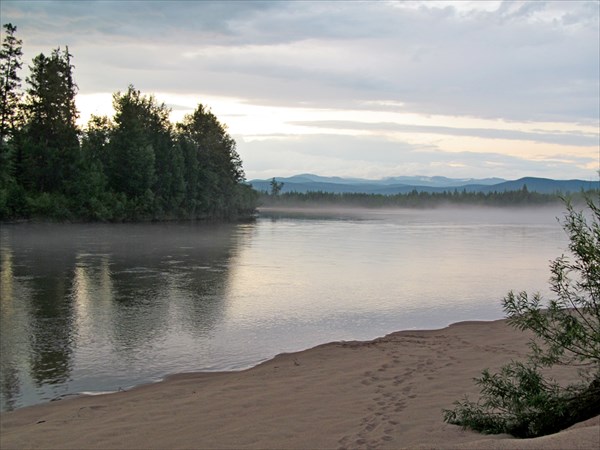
[1,319,598,449]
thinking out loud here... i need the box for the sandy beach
[1,318,598,449]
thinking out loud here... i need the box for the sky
[1,0,599,181]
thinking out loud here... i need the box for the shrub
[443,197,600,438]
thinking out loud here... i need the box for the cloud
[1,0,598,179]
[235,133,596,181]
[1,1,278,44]
[288,120,600,147]
[3,1,597,120]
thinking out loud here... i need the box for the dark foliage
[258,188,597,209]
[0,25,257,221]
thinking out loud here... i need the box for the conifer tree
[21,47,79,193]
[0,23,23,142]
[176,104,245,217]
[0,23,23,197]
[108,86,157,214]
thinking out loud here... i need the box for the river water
[0,206,568,411]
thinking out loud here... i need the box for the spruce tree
[0,23,23,142]
[0,23,23,209]
[21,47,79,194]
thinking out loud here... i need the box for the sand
[1,318,598,449]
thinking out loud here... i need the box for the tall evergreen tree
[108,86,158,214]
[176,104,245,217]
[0,23,23,143]
[108,86,186,218]
[0,23,23,205]
[21,47,79,193]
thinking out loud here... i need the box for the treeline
[259,186,598,208]
[0,24,257,222]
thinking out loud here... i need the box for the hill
[249,175,598,195]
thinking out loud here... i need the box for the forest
[0,24,258,222]
[258,186,596,209]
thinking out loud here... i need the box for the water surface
[0,207,567,411]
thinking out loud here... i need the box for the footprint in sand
[394,400,407,412]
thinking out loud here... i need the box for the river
[0,206,568,411]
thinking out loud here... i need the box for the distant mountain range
[249,174,599,195]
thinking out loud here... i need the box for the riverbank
[1,318,598,449]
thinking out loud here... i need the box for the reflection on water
[0,208,567,411]
[0,222,246,411]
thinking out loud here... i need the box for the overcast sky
[1,0,599,181]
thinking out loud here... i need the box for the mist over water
[0,206,568,411]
